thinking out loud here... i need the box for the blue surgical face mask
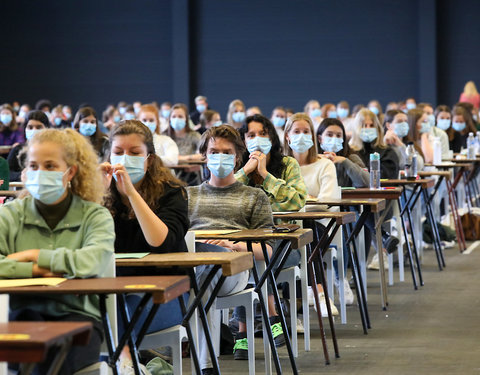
[25,128,42,141]
[337,107,349,118]
[246,136,272,154]
[18,110,27,119]
[360,128,378,143]
[114,115,121,123]
[327,110,337,118]
[171,117,186,131]
[310,108,322,118]
[110,154,146,184]
[272,117,286,128]
[207,153,235,178]
[321,136,344,153]
[406,102,416,110]
[420,120,432,134]
[54,117,62,126]
[79,122,96,136]
[119,107,126,115]
[144,121,157,133]
[452,122,466,132]
[369,106,379,115]
[212,121,223,127]
[25,169,68,205]
[13,105,19,112]
[394,122,409,138]
[64,112,71,120]
[134,107,140,115]
[0,114,12,125]
[437,119,451,131]
[196,104,206,113]
[289,133,314,153]
[232,112,246,123]
[161,109,171,118]
[124,113,136,121]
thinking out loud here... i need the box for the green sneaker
[271,322,285,347]
[233,337,248,360]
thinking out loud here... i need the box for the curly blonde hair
[23,128,105,203]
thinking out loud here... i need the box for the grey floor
[197,242,480,374]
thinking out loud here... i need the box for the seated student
[72,106,109,160]
[283,113,343,312]
[8,110,49,182]
[16,103,31,127]
[167,103,202,184]
[337,100,351,127]
[137,104,179,166]
[434,105,454,157]
[62,105,73,123]
[124,105,136,121]
[102,106,121,133]
[159,101,172,133]
[321,103,337,119]
[101,120,190,372]
[246,106,262,117]
[235,114,307,212]
[383,109,409,169]
[227,99,247,129]
[0,104,24,147]
[51,105,70,128]
[190,95,210,126]
[368,100,384,124]
[405,108,430,167]
[349,108,400,180]
[316,117,369,188]
[1,128,114,375]
[448,105,477,153]
[187,125,281,364]
[199,109,222,134]
[304,99,323,133]
[418,103,450,160]
[270,106,287,146]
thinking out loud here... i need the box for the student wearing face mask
[102,106,122,132]
[350,108,400,179]
[100,120,190,373]
[159,101,172,133]
[198,109,222,135]
[227,99,247,129]
[405,97,417,111]
[321,103,338,119]
[3,128,114,375]
[246,106,262,117]
[7,110,49,182]
[418,103,450,160]
[383,109,409,168]
[50,105,70,128]
[0,103,24,147]
[434,105,454,159]
[271,106,287,146]
[137,104,179,166]
[16,104,31,127]
[190,95,210,126]
[304,99,323,132]
[368,100,384,124]
[236,114,307,212]
[405,108,430,167]
[448,105,477,153]
[72,107,109,160]
[317,118,369,188]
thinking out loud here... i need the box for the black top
[35,191,73,230]
[189,106,211,126]
[7,143,25,182]
[449,132,467,154]
[113,183,189,254]
[357,142,400,180]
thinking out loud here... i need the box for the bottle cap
[407,141,414,145]
[370,152,380,161]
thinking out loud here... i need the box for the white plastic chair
[0,295,8,375]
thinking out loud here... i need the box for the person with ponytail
[1,128,114,374]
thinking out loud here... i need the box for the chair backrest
[101,254,118,353]
[185,231,195,253]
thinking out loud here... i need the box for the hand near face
[99,162,114,189]
[243,155,259,175]
[111,164,136,197]
[249,151,268,178]
[384,129,402,146]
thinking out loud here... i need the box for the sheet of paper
[0,278,66,288]
[115,252,150,259]
[193,230,241,235]
[272,211,297,215]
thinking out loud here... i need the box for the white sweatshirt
[153,133,179,166]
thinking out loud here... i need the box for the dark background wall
[0,0,478,117]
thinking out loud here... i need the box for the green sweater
[0,195,115,320]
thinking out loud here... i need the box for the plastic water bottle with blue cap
[369,152,381,189]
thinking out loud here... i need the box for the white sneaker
[313,292,339,317]
[296,316,305,334]
[119,358,152,375]
[342,278,355,305]
[367,252,389,270]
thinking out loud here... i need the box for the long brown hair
[406,108,425,159]
[73,106,108,155]
[0,104,18,132]
[167,103,191,140]
[104,120,185,218]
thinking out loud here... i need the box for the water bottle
[433,137,442,165]
[405,142,417,180]
[467,132,475,159]
[476,131,480,156]
[369,152,381,189]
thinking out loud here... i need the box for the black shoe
[202,368,214,375]
[233,336,248,360]
[383,234,400,254]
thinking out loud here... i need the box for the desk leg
[423,188,446,269]
[99,296,119,375]
[178,295,202,375]
[374,212,388,310]
[260,241,299,374]
[446,179,467,252]
[398,200,418,290]
[45,338,72,375]
[248,242,281,375]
